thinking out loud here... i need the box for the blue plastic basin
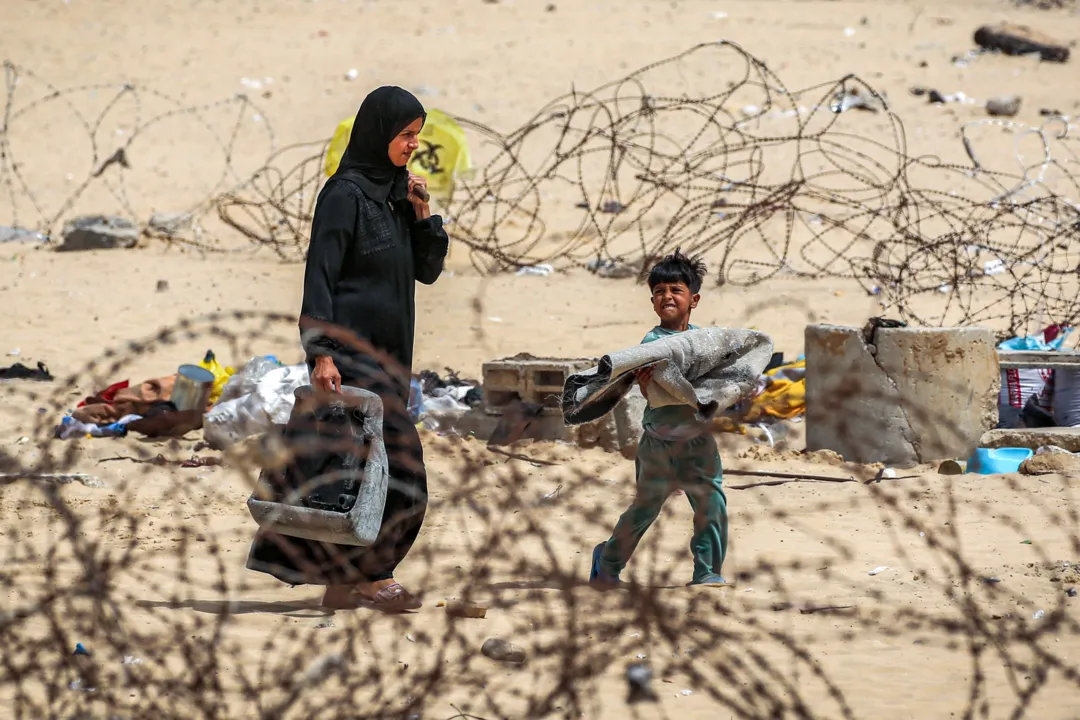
[966,447,1033,475]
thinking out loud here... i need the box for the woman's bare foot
[321,584,359,610]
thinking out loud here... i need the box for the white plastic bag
[217,356,284,404]
[203,364,310,449]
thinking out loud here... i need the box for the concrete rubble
[57,215,140,252]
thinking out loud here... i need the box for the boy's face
[650,281,699,325]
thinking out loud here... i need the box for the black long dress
[246,125,449,585]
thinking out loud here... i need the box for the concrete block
[980,427,1080,453]
[482,353,594,416]
[806,324,999,466]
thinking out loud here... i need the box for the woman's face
[388,118,423,167]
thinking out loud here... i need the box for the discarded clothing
[78,379,129,408]
[73,376,177,425]
[562,327,774,425]
[0,361,53,382]
[56,414,142,440]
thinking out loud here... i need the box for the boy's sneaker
[688,574,731,587]
[589,542,621,589]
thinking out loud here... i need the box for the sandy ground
[3,0,1080,717]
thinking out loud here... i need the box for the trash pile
[52,350,294,443]
[412,368,483,432]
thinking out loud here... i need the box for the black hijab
[333,86,427,203]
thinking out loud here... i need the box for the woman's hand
[312,355,342,394]
[407,172,431,220]
[634,366,654,400]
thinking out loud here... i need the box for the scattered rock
[147,211,193,237]
[481,638,526,664]
[57,215,139,252]
[1021,452,1080,476]
[986,95,1022,117]
[973,24,1070,63]
[446,600,488,619]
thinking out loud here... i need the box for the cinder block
[482,353,594,416]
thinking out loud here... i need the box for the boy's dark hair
[647,248,708,294]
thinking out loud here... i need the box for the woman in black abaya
[246,86,448,611]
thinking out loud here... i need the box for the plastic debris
[869,566,890,576]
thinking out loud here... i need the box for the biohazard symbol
[412,140,446,175]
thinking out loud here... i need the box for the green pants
[598,430,728,583]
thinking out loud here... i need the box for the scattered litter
[586,258,637,279]
[122,655,143,665]
[1033,609,1046,620]
[7,349,19,356]
[487,317,503,323]
[881,468,897,479]
[406,634,416,643]
[982,576,1002,584]
[0,361,53,382]
[600,200,627,214]
[344,68,359,81]
[680,689,694,697]
[314,619,335,629]
[0,226,47,243]
[831,87,885,114]
[869,566,890,576]
[16,436,28,445]
[447,600,488,619]
[0,472,105,488]
[974,23,1070,63]
[515,264,554,277]
[843,27,856,37]
[636,653,647,659]
[540,485,563,503]
[1021,540,1032,544]
[1067,588,1077,597]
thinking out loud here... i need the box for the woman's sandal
[356,582,422,612]
[321,582,422,612]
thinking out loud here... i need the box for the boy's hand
[634,366,654,399]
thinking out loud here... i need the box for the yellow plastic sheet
[743,360,806,423]
[323,108,471,200]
